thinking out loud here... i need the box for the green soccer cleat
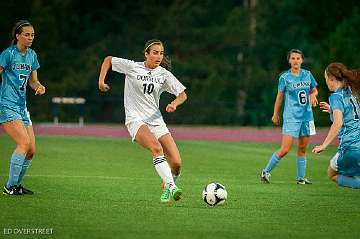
[171,187,182,201]
[160,187,171,203]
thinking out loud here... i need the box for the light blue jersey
[0,45,40,110]
[278,69,317,123]
[329,87,360,150]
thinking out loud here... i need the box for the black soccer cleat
[296,178,312,185]
[260,170,271,183]
[18,185,34,195]
[3,185,22,195]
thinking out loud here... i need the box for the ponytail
[344,69,360,98]
[160,55,172,71]
[326,62,360,98]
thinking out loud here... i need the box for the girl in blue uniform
[0,20,46,195]
[261,49,318,184]
[313,63,360,189]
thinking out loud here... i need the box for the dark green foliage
[1,0,360,125]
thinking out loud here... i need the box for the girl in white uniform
[98,39,187,202]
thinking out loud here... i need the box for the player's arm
[309,87,318,107]
[29,70,46,95]
[312,109,343,154]
[166,91,187,113]
[272,91,283,125]
[0,66,3,74]
[98,56,112,92]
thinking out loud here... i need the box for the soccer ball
[202,182,227,206]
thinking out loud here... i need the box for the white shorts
[330,152,339,171]
[126,120,170,142]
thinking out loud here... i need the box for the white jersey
[111,57,186,126]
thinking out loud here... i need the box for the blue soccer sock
[296,156,307,180]
[17,159,32,185]
[6,152,26,188]
[336,175,360,189]
[264,152,281,173]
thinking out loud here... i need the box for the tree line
[1,0,359,126]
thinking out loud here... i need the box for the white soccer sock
[153,156,175,190]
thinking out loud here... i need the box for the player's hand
[272,114,280,125]
[166,103,177,113]
[319,101,330,113]
[99,82,110,92]
[310,94,318,107]
[312,145,325,154]
[35,85,46,95]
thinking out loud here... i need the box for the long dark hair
[143,39,172,71]
[326,62,360,98]
[11,20,32,45]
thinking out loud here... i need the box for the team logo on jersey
[291,81,310,90]
[12,63,31,71]
[136,75,164,84]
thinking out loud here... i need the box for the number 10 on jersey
[143,83,154,94]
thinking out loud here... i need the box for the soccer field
[0,135,359,239]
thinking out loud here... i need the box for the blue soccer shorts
[0,106,32,127]
[282,120,316,138]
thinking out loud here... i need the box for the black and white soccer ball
[202,182,228,206]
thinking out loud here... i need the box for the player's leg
[158,133,182,201]
[261,135,293,183]
[16,125,36,194]
[158,133,181,182]
[261,122,298,183]
[296,120,316,184]
[135,124,178,201]
[2,120,30,195]
[327,166,337,182]
[150,125,182,201]
[296,135,311,184]
[333,150,360,189]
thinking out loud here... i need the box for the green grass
[0,135,359,239]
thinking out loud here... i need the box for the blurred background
[1,0,360,126]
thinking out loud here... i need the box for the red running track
[0,124,336,145]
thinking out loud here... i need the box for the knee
[329,175,337,182]
[328,172,337,182]
[277,148,290,158]
[327,170,337,182]
[18,140,31,153]
[297,146,307,155]
[149,142,163,156]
